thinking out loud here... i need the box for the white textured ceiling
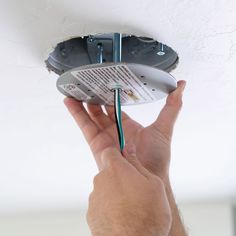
[0,0,236,213]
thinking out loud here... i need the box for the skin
[64,80,187,236]
[87,146,172,236]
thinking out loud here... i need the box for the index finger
[64,97,100,143]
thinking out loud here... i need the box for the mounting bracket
[45,33,178,75]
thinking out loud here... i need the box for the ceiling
[0,0,236,213]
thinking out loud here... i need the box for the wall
[0,210,91,236]
[0,203,234,236]
[181,203,234,236]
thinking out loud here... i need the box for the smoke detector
[45,33,179,150]
[46,33,178,106]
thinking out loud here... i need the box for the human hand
[87,146,171,236]
[64,80,186,180]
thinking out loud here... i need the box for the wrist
[90,222,155,236]
[91,227,146,236]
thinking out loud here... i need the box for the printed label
[59,84,91,101]
[70,64,156,105]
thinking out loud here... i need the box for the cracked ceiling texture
[0,0,235,213]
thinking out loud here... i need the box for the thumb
[100,146,123,170]
[152,80,186,137]
[122,143,152,178]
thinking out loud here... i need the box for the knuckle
[92,174,99,186]
[176,99,183,109]
[92,169,109,186]
[92,176,98,187]
[92,172,104,186]
[102,146,115,157]
[168,96,183,108]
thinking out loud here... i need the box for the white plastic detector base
[57,63,177,106]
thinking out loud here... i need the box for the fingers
[100,146,124,170]
[64,97,99,143]
[152,80,186,137]
[122,143,152,179]
[101,144,152,179]
[104,105,131,122]
[87,104,113,129]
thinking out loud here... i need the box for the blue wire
[114,88,125,151]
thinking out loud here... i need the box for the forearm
[91,230,149,236]
[90,222,165,236]
[163,178,188,236]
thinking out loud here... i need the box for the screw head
[157,51,165,56]
[61,48,67,57]
[88,36,95,43]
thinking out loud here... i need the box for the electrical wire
[114,88,125,151]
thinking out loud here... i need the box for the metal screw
[61,48,67,57]
[157,43,165,56]
[97,43,103,64]
[88,35,94,43]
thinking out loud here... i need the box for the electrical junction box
[46,33,178,106]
